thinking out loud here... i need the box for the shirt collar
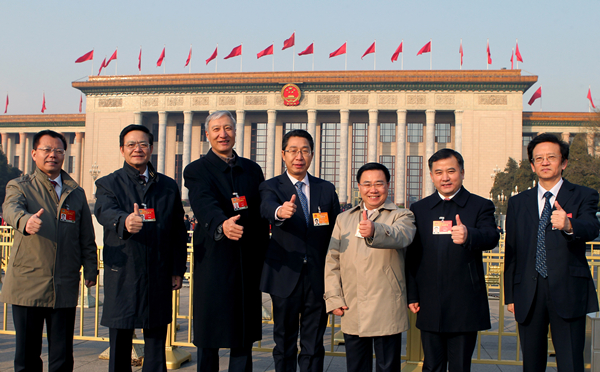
[538,178,563,200]
[286,172,310,187]
[49,174,62,187]
[438,187,462,201]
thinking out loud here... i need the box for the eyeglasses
[124,141,150,150]
[533,155,559,164]
[35,147,65,155]
[284,149,312,157]
[359,181,387,189]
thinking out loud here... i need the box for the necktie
[139,175,147,184]
[295,181,309,226]
[536,191,553,278]
[49,180,59,198]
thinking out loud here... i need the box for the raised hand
[451,214,468,244]
[223,215,244,241]
[551,201,571,232]
[359,210,375,238]
[125,203,143,234]
[25,208,44,235]
[277,194,297,219]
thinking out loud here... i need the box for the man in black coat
[95,124,188,372]
[406,148,499,372]
[184,111,269,372]
[259,130,340,372]
[504,133,600,372]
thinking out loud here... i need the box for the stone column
[425,110,436,196]
[74,132,83,183]
[396,110,407,206]
[19,133,26,172]
[587,132,595,157]
[1,132,7,155]
[182,111,193,200]
[157,111,168,173]
[235,110,245,157]
[561,132,570,144]
[134,112,143,126]
[24,134,31,174]
[368,109,378,163]
[307,110,317,175]
[6,134,13,166]
[339,109,350,204]
[454,110,463,153]
[266,110,277,179]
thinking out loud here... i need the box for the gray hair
[205,110,236,128]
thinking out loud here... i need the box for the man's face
[207,115,235,157]
[120,130,153,171]
[358,169,389,210]
[430,156,465,198]
[282,136,312,180]
[530,141,567,184]
[32,135,65,179]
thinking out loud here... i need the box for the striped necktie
[295,181,309,226]
[536,191,553,278]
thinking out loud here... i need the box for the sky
[0,0,598,115]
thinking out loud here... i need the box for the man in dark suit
[260,129,340,372]
[406,148,499,372]
[504,133,599,372]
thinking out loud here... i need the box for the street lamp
[89,163,101,196]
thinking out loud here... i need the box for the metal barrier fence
[1,226,599,369]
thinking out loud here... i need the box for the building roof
[0,114,85,129]
[523,111,599,127]
[72,69,538,95]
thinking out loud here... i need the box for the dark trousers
[108,326,168,372]
[270,265,328,372]
[420,330,477,372]
[12,305,76,372]
[197,346,252,372]
[343,333,402,372]
[518,275,586,372]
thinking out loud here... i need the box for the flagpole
[516,39,519,69]
[590,85,592,113]
[240,43,243,72]
[374,39,376,70]
[293,30,296,72]
[460,39,462,70]
[139,46,142,75]
[312,41,315,71]
[511,48,514,70]
[91,48,94,76]
[163,44,166,74]
[216,43,218,73]
[189,44,192,73]
[487,39,489,70]
[272,41,275,72]
[401,40,404,70]
[430,39,432,70]
[115,47,118,75]
[345,41,347,71]
[540,85,543,112]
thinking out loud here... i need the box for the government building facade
[1,70,597,207]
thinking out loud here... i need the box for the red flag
[391,42,403,62]
[206,46,218,64]
[283,32,295,50]
[138,47,142,71]
[510,51,514,70]
[528,87,542,106]
[329,42,346,58]
[298,43,314,56]
[106,49,117,67]
[185,46,192,67]
[98,57,106,76]
[515,41,523,63]
[224,45,242,59]
[41,93,47,113]
[417,41,431,55]
[75,50,94,63]
[361,42,375,60]
[588,88,596,109]
[257,44,274,59]
[4,95,8,114]
[79,94,83,113]
[459,41,463,66]
[487,41,492,64]
[157,47,165,67]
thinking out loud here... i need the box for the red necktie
[50,180,59,198]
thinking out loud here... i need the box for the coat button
[532,276,537,281]
[205,223,208,227]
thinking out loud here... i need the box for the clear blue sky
[1,0,598,114]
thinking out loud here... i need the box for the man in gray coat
[1,129,98,372]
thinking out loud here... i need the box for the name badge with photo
[140,208,156,222]
[312,212,329,226]
[232,195,248,211]
[59,208,76,223]
[432,220,452,235]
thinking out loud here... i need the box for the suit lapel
[280,173,308,229]
[308,175,319,217]
[555,179,575,212]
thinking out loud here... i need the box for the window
[407,123,423,143]
[13,156,19,168]
[175,154,183,189]
[151,154,158,167]
[250,123,267,173]
[380,123,396,143]
[152,124,159,142]
[352,123,368,189]
[379,155,395,203]
[69,133,76,145]
[407,156,423,206]
[523,133,534,147]
[14,134,20,145]
[176,123,184,142]
[435,123,451,143]
[200,123,207,142]
[320,123,341,189]
[67,156,74,174]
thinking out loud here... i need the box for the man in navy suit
[260,129,340,372]
[504,133,599,372]
[406,148,499,372]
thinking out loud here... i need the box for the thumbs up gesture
[125,203,144,234]
[277,194,298,219]
[25,208,44,235]
[451,214,468,244]
[551,201,572,232]
[359,210,375,238]
[223,214,244,241]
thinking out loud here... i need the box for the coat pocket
[468,261,481,293]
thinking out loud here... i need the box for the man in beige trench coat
[324,162,416,372]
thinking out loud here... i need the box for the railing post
[403,312,423,371]
[164,289,191,369]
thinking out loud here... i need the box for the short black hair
[282,129,314,152]
[357,162,391,184]
[33,130,67,151]
[119,124,154,147]
[428,148,464,171]
[527,133,569,163]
